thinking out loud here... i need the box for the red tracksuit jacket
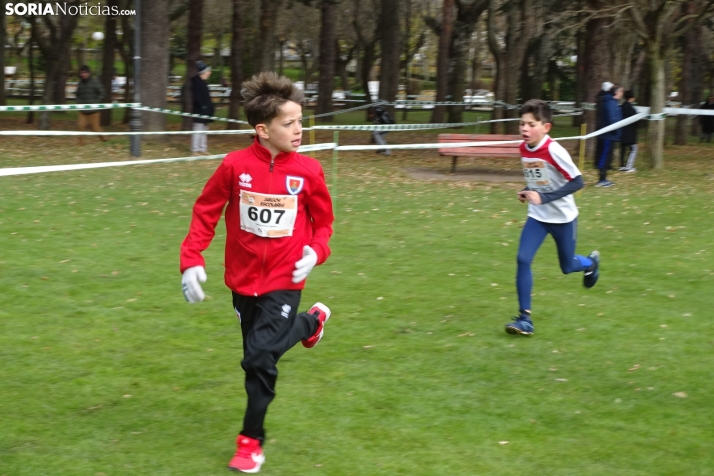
[180,138,334,296]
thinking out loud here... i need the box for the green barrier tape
[134,106,250,124]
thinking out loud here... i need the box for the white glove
[292,245,318,283]
[182,266,207,303]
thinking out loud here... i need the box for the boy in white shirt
[505,99,600,336]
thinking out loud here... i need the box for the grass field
[1,113,714,475]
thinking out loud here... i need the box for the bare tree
[141,0,170,132]
[100,0,119,126]
[255,0,281,73]
[116,0,135,124]
[352,0,381,112]
[431,0,455,123]
[488,0,539,133]
[623,0,714,168]
[0,0,6,106]
[316,0,338,118]
[182,0,204,130]
[378,0,402,112]
[227,0,243,128]
[28,2,81,129]
[674,1,704,144]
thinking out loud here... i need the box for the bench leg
[451,157,458,174]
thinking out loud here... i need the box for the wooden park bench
[437,134,522,173]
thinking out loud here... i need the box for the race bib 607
[239,190,298,238]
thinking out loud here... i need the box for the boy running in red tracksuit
[179,72,334,473]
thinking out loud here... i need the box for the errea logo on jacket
[239,173,252,188]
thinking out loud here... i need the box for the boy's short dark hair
[241,72,305,127]
[624,90,635,100]
[519,99,553,125]
[79,65,91,73]
[610,83,623,94]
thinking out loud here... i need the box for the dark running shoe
[505,314,534,336]
[583,250,600,288]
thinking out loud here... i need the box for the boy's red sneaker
[301,302,331,348]
[228,435,265,473]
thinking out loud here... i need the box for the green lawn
[0,118,713,475]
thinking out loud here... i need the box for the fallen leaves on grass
[498,441,509,445]
[673,392,687,398]
[628,364,641,372]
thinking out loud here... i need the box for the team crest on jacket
[286,176,304,195]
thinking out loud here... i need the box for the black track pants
[232,290,319,444]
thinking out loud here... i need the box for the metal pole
[130,0,142,157]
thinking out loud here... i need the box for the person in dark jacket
[619,90,639,172]
[699,96,714,143]
[191,61,215,155]
[595,81,613,130]
[594,84,623,187]
[75,65,106,145]
[370,105,395,155]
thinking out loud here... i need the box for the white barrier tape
[0,129,257,136]
[306,102,382,119]
[0,112,654,178]
[297,142,338,153]
[0,154,226,177]
[310,113,580,132]
[0,103,139,112]
[335,140,523,151]
[0,142,339,177]
[134,105,250,124]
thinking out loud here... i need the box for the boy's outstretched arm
[180,162,232,276]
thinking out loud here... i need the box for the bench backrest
[437,134,522,157]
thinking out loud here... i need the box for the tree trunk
[446,21,471,123]
[469,27,482,91]
[487,0,504,133]
[572,18,584,127]
[118,3,134,125]
[256,0,280,73]
[583,11,611,155]
[31,11,80,130]
[27,36,35,124]
[488,0,535,134]
[101,1,118,126]
[675,2,701,144]
[378,0,401,116]
[183,0,204,130]
[141,0,170,133]
[646,43,666,169]
[0,1,6,106]
[316,0,337,119]
[227,0,243,129]
[360,41,377,120]
[432,0,454,123]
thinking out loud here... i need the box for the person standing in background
[75,65,106,145]
[699,96,714,143]
[191,61,215,156]
[619,90,639,172]
[594,84,623,187]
